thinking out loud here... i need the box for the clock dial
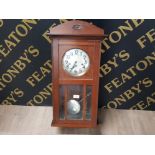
[62,49,90,77]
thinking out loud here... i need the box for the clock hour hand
[70,61,77,71]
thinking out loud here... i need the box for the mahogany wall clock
[48,20,104,128]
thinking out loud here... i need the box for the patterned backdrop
[0,19,155,111]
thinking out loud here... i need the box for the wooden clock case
[48,20,104,128]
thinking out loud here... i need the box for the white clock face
[62,49,90,77]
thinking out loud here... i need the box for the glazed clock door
[59,40,95,80]
[59,84,93,120]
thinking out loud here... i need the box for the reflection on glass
[67,99,81,115]
[86,86,92,120]
[67,85,83,120]
[59,85,92,120]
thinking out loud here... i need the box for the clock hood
[48,20,104,38]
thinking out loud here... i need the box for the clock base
[51,120,97,128]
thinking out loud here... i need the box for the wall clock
[48,20,104,128]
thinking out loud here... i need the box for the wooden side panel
[51,39,59,124]
[91,41,101,126]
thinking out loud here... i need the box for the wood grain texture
[50,20,104,127]
[0,105,155,135]
[48,20,104,37]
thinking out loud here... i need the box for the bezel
[62,48,90,77]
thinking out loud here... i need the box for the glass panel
[67,85,83,120]
[86,86,92,120]
[59,85,92,120]
[59,85,65,120]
